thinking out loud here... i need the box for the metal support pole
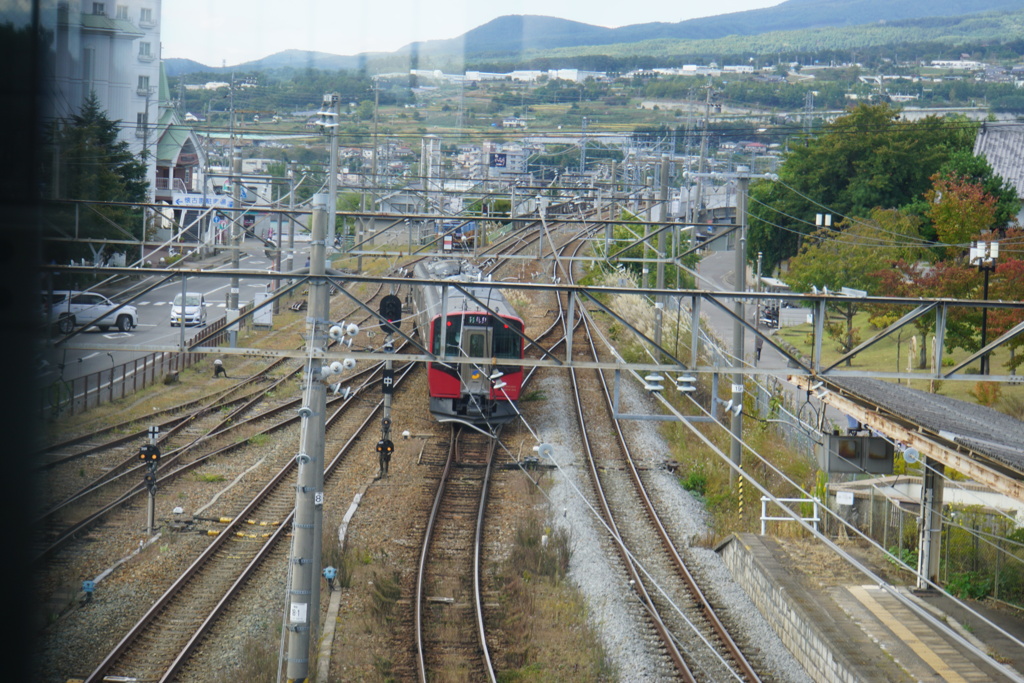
[327,94,340,248]
[228,148,242,347]
[934,305,947,375]
[981,267,991,376]
[756,251,763,326]
[917,457,945,590]
[730,175,749,483]
[146,427,158,536]
[566,294,575,364]
[654,154,669,356]
[284,193,329,683]
[179,275,187,356]
[439,285,449,361]
[285,163,295,279]
[690,295,701,372]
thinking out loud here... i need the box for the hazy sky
[162,0,785,67]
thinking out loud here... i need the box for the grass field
[771,309,1024,417]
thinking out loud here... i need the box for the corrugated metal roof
[832,377,1024,472]
[974,122,1024,202]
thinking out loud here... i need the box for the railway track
[406,228,583,681]
[35,367,277,469]
[83,363,415,683]
[39,222,578,682]
[414,425,500,682]
[33,356,403,568]
[33,278,402,567]
[561,236,761,680]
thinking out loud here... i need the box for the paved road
[696,247,850,431]
[37,237,281,385]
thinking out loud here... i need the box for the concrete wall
[718,533,864,683]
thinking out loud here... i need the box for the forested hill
[409,0,1024,58]
[166,0,1024,74]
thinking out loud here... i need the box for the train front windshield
[432,315,521,359]
[494,321,521,359]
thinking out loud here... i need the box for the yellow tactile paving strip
[849,585,986,683]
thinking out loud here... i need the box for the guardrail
[40,305,249,418]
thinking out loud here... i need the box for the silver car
[44,290,138,333]
[171,292,207,327]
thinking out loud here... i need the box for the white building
[52,0,163,197]
[482,142,528,178]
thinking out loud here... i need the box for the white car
[44,290,138,333]
[171,292,207,327]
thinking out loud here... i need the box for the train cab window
[447,329,461,355]
[494,321,521,359]
[468,331,485,357]
[433,317,463,355]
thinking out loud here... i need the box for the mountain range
[165,0,1024,76]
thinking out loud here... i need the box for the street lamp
[970,240,999,375]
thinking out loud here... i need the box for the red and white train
[411,258,524,428]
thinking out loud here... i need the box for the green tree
[355,100,375,121]
[989,251,1024,373]
[47,93,148,264]
[784,209,927,363]
[870,260,981,369]
[925,174,997,254]
[748,103,977,272]
[58,92,148,202]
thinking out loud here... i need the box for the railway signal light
[380,294,402,334]
[376,439,394,456]
[139,444,160,462]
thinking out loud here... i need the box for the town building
[52,0,163,194]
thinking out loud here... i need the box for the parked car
[43,290,138,333]
[171,292,207,327]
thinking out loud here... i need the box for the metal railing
[40,305,247,418]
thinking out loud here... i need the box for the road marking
[103,333,132,339]
[81,352,99,360]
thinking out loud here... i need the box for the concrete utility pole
[694,82,713,223]
[227,147,242,347]
[284,193,329,682]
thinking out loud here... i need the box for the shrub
[946,571,992,600]
[680,465,708,497]
[971,381,1002,407]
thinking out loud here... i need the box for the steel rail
[160,365,415,681]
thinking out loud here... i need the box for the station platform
[719,533,1024,682]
